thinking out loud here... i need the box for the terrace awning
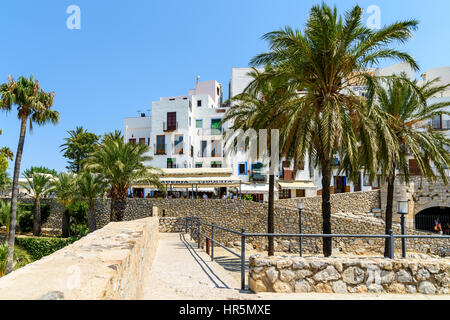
[278,180,316,190]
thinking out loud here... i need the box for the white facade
[124,64,449,200]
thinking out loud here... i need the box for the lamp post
[397,199,409,258]
[298,202,303,257]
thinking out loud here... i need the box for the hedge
[15,236,79,260]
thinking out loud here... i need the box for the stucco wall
[0,217,159,300]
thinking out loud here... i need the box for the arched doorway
[415,206,450,234]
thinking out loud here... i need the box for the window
[196,119,203,128]
[197,100,202,107]
[211,161,222,168]
[279,189,291,199]
[195,162,203,168]
[238,162,247,175]
[211,119,221,135]
[174,135,183,154]
[166,112,177,131]
[139,138,145,145]
[128,138,136,145]
[211,140,221,157]
[189,116,191,127]
[201,141,207,157]
[156,135,165,154]
[167,158,176,168]
[217,87,220,95]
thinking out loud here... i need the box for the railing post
[241,228,246,291]
[389,229,394,259]
[197,218,201,249]
[190,218,193,241]
[211,222,215,261]
[185,217,188,234]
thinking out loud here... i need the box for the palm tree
[367,75,450,257]
[247,4,419,256]
[86,134,163,221]
[0,75,59,273]
[19,168,55,236]
[52,173,77,237]
[224,66,297,255]
[60,127,100,173]
[76,171,108,232]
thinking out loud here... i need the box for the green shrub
[17,203,51,233]
[15,236,78,260]
[0,243,33,277]
[66,201,88,237]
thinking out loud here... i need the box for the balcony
[163,121,178,132]
[197,150,222,158]
[173,142,184,155]
[196,128,224,136]
[154,144,167,155]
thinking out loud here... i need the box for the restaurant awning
[278,181,316,190]
[135,176,241,188]
[240,183,278,194]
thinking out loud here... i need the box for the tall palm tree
[247,4,419,256]
[20,168,55,236]
[367,75,450,257]
[224,66,297,255]
[76,170,108,232]
[86,135,162,221]
[0,75,59,273]
[52,173,77,237]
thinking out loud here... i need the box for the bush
[17,203,51,233]
[66,201,88,237]
[15,236,78,260]
[0,243,33,277]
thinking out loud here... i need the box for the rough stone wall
[0,217,159,300]
[248,255,450,294]
[380,176,450,228]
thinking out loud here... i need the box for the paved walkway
[141,233,449,300]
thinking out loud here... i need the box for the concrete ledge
[249,255,450,295]
[0,217,159,300]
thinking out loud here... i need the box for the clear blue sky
[0,0,449,174]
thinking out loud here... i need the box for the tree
[0,75,59,274]
[60,127,100,173]
[224,66,297,256]
[19,167,55,236]
[76,170,108,232]
[367,75,450,257]
[85,134,162,222]
[248,4,418,256]
[52,173,77,237]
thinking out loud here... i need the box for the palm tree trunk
[111,195,127,222]
[6,116,27,274]
[321,160,332,257]
[33,199,41,236]
[61,206,70,237]
[87,203,97,232]
[267,174,275,256]
[384,174,396,257]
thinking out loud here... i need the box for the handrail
[184,216,450,291]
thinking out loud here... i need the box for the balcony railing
[197,128,224,136]
[432,119,450,130]
[154,144,167,155]
[163,121,178,132]
[173,142,184,155]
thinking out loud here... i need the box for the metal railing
[184,217,450,291]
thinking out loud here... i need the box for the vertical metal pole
[197,218,201,249]
[299,209,303,257]
[190,218,193,240]
[211,223,215,261]
[241,228,246,291]
[388,229,394,259]
[185,217,188,234]
[401,214,406,258]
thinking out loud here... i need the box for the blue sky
[0,0,449,174]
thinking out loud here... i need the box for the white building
[124,64,449,201]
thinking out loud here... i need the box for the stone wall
[0,217,159,300]
[248,255,450,294]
